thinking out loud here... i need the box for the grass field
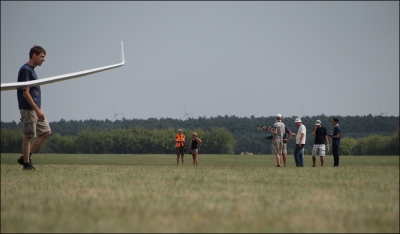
[1,154,399,233]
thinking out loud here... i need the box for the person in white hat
[265,114,285,167]
[311,120,329,167]
[291,117,306,167]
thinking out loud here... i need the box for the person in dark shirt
[17,45,52,170]
[281,119,292,167]
[329,117,341,167]
[190,132,202,166]
[311,120,329,167]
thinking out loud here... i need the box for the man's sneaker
[17,156,33,166]
[22,163,36,170]
[17,156,23,165]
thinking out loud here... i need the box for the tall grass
[1,154,399,233]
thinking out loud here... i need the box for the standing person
[281,120,292,167]
[175,129,186,165]
[17,45,52,170]
[311,120,329,167]
[330,117,341,167]
[190,132,202,166]
[291,117,306,167]
[265,114,285,167]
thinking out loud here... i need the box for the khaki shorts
[283,143,287,154]
[20,109,51,138]
[271,138,283,155]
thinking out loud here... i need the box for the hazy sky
[1,1,399,122]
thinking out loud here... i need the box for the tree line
[1,127,235,154]
[1,114,398,155]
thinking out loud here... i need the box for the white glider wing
[1,41,125,91]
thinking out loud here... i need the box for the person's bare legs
[276,154,281,167]
[320,156,324,167]
[312,157,316,167]
[192,152,198,166]
[22,136,32,163]
[29,131,51,154]
[22,131,51,165]
[282,153,287,167]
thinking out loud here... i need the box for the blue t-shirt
[283,126,291,139]
[332,125,341,146]
[17,63,41,110]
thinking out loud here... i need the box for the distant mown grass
[1,154,399,233]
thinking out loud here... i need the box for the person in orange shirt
[175,129,186,165]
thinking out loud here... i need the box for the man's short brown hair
[29,45,46,59]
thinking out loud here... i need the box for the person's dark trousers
[332,145,340,167]
[294,144,305,167]
[300,148,304,166]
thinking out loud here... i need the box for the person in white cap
[265,114,285,167]
[175,129,186,165]
[291,117,306,167]
[311,120,329,167]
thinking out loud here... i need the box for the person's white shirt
[296,125,306,144]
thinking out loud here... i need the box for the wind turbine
[378,102,387,116]
[112,103,124,121]
[181,101,193,120]
[300,105,304,117]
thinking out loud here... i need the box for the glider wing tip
[120,41,125,64]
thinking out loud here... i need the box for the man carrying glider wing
[17,45,52,170]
